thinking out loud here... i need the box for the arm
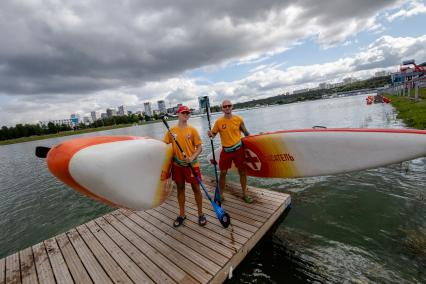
[163,132,171,144]
[208,120,219,138]
[240,122,250,137]
[188,128,203,163]
[188,144,202,163]
[207,131,217,139]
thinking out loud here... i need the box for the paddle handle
[204,96,218,163]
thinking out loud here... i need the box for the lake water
[0,95,425,283]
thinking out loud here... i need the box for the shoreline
[387,89,426,130]
[0,120,169,146]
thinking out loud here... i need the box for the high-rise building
[70,114,80,125]
[90,111,99,122]
[198,96,209,113]
[144,102,152,116]
[157,100,166,114]
[118,105,127,116]
[106,108,117,118]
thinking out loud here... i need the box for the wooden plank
[226,183,287,203]
[159,202,249,244]
[209,191,283,213]
[44,238,73,284]
[146,209,234,258]
[170,191,266,226]
[120,209,222,274]
[204,178,286,199]
[205,188,278,215]
[66,229,113,284]
[210,196,290,284]
[75,224,132,284]
[136,210,229,266]
[0,257,5,284]
[155,205,243,251]
[203,183,286,209]
[106,212,212,283]
[204,179,287,205]
[89,218,172,284]
[33,242,55,284]
[165,198,253,238]
[56,233,93,284]
[1,183,291,284]
[167,194,259,233]
[87,219,158,283]
[19,247,38,284]
[5,252,20,284]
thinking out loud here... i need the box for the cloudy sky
[1,0,426,126]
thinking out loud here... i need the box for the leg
[191,183,203,216]
[219,170,227,197]
[173,183,187,227]
[238,167,252,203]
[176,183,186,217]
[238,167,247,195]
[218,149,232,200]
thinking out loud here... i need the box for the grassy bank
[388,90,426,129]
[1,118,176,146]
[0,124,137,146]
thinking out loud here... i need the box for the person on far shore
[208,99,253,203]
[163,105,207,227]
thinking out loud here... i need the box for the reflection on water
[0,95,425,282]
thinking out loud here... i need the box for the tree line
[233,76,392,109]
[0,113,162,141]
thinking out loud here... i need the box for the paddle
[161,116,231,228]
[35,146,51,158]
[203,96,222,206]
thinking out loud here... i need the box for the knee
[220,171,227,177]
[191,183,200,192]
[176,184,185,192]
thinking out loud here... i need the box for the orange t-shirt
[211,115,244,147]
[163,124,202,166]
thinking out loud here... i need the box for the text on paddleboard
[267,153,295,162]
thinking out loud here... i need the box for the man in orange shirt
[208,100,253,203]
[163,105,206,227]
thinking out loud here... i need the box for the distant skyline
[1,0,426,126]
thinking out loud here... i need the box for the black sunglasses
[222,105,232,108]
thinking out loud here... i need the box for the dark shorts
[172,164,201,185]
[219,147,246,170]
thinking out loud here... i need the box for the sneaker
[198,214,207,226]
[243,195,253,204]
[173,215,186,227]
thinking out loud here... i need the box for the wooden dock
[0,181,291,284]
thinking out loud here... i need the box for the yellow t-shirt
[163,124,202,166]
[211,115,244,147]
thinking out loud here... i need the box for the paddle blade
[213,202,231,228]
[35,146,51,158]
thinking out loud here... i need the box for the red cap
[177,105,191,113]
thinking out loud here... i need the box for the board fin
[35,146,51,158]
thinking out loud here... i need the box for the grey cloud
[165,88,194,105]
[0,0,399,96]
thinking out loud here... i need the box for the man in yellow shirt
[163,105,206,227]
[208,100,253,203]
